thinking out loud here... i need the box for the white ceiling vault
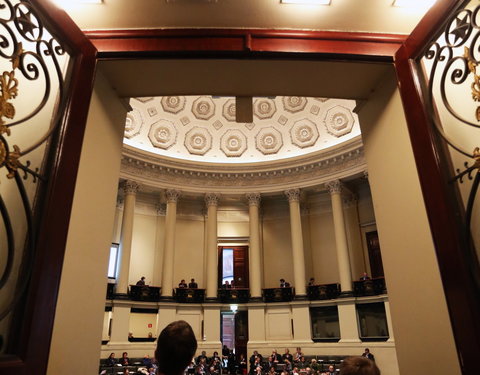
[125,96,360,164]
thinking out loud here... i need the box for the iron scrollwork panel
[419,0,480,291]
[0,0,71,355]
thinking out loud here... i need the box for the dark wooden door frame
[218,246,249,288]
[3,0,478,374]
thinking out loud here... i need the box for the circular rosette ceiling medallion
[283,96,307,113]
[324,105,355,137]
[185,126,213,155]
[253,98,276,120]
[161,96,186,114]
[148,120,177,149]
[255,127,283,155]
[222,98,236,122]
[192,96,216,120]
[220,129,248,157]
[290,118,319,148]
[124,109,143,139]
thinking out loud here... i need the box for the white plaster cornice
[120,136,366,194]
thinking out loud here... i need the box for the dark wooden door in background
[218,246,249,288]
[235,310,248,358]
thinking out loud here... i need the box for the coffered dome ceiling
[124,96,360,164]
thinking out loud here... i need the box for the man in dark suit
[361,348,375,361]
[189,278,198,288]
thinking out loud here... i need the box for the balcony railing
[353,277,387,297]
[262,287,294,302]
[307,283,341,300]
[174,288,206,303]
[218,288,250,303]
[129,285,161,301]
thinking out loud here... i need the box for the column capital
[246,192,261,207]
[165,189,181,203]
[205,192,220,207]
[123,180,139,195]
[285,188,301,203]
[326,179,343,195]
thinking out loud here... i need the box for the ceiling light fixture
[280,0,331,5]
[393,0,436,9]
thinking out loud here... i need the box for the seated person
[196,357,207,375]
[293,347,303,363]
[197,351,208,364]
[143,354,152,368]
[249,357,262,375]
[297,356,307,369]
[282,348,293,363]
[106,352,116,366]
[178,279,188,288]
[271,349,281,363]
[283,360,292,373]
[361,348,375,361]
[120,352,130,366]
[239,354,247,375]
[266,356,275,371]
[210,351,221,367]
[310,359,320,372]
[360,272,371,281]
[222,280,232,289]
[249,351,263,367]
[136,276,146,286]
[308,277,315,286]
[326,365,336,374]
[189,278,198,288]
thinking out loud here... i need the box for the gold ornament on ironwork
[464,47,480,121]
[473,146,480,169]
[0,140,6,167]
[6,144,20,179]
[0,68,20,179]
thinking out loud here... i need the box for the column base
[249,296,263,302]
[339,291,354,298]
[205,297,219,302]
[294,294,308,301]
[160,295,175,301]
[113,293,130,300]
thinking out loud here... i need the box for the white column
[109,302,131,344]
[204,304,222,346]
[285,189,307,297]
[116,180,139,294]
[246,193,262,299]
[338,298,361,343]
[205,193,220,299]
[384,299,395,342]
[291,302,312,343]
[326,179,353,295]
[153,203,166,286]
[161,189,180,298]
